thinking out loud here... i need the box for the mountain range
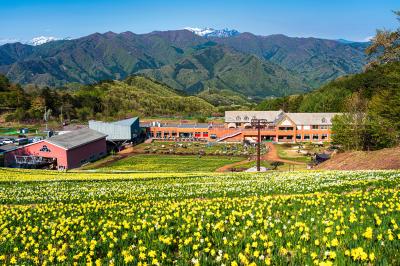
[0,28,370,98]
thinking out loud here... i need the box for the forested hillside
[0,75,217,122]
[256,62,400,113]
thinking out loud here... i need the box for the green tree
[366,11,400,67]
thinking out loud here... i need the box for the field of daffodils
[0,168,399,265]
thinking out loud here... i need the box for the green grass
[0,126,40,136]
[98,154,245,172]
[234,160,308,171]
[231,160,273,170]
[275,144,312,163]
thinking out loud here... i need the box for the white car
[2,139,14,144]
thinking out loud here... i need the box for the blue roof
[112,117,139,126]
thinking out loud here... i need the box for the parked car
[2,139,13,144]
[29,137,42,143]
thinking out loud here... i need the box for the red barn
[4,128,107,170]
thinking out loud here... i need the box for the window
[171,131,177,137]
[194,132,201,138]
[304,134,310,140]
[150,132,154,138]
[156,131,162,138]
[320,125,328,130]
[279,127,293,131]
[236,116,241,121]
[39,145,51,152]
[321,134,328,140]
[244,116,249,121]
[210,134,217,139]
[312,125,319,130]
[296,134,302,140]
[313,134,319,140]
[203,132,209,137]
[321,117,327,123]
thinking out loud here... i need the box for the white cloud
[361,36,374,42]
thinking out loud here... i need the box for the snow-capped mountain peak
[184,27,240,38]
[29,36,59,46]
[184,27,215,37]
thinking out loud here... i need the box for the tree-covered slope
[257,62,400,112]
[1,74,217,121]
[139,45,308,97]
[211,33,369,88]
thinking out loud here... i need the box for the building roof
[46,128,107,150]
[285,113,340,125]
[111,117,139,126]
[225,111,284,123]
[0,144,18,154]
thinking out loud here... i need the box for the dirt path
[216,143,306,172]
[215,158,254,172]
[262,142,305,165]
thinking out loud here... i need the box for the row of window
[234,124,330,130]
[312,125,330,129]
[235,115,257,121]
[278,125,330,130]
[151,132,209,138]
[277,134,329,141]
[296,134,329,140]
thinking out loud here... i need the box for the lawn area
[0,168,399,265]
[0,126,41,136]
[237,160,308,171]
[275,143,314,163]
[96,154,245,172]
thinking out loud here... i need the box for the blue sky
[0,0,399,44]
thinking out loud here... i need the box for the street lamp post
[251,119,268,171]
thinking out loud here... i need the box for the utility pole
[251,119,268,172]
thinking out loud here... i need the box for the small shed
[315,153,330,164]
[19,128,29,134]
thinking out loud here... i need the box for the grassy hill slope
[316,146,400,170]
